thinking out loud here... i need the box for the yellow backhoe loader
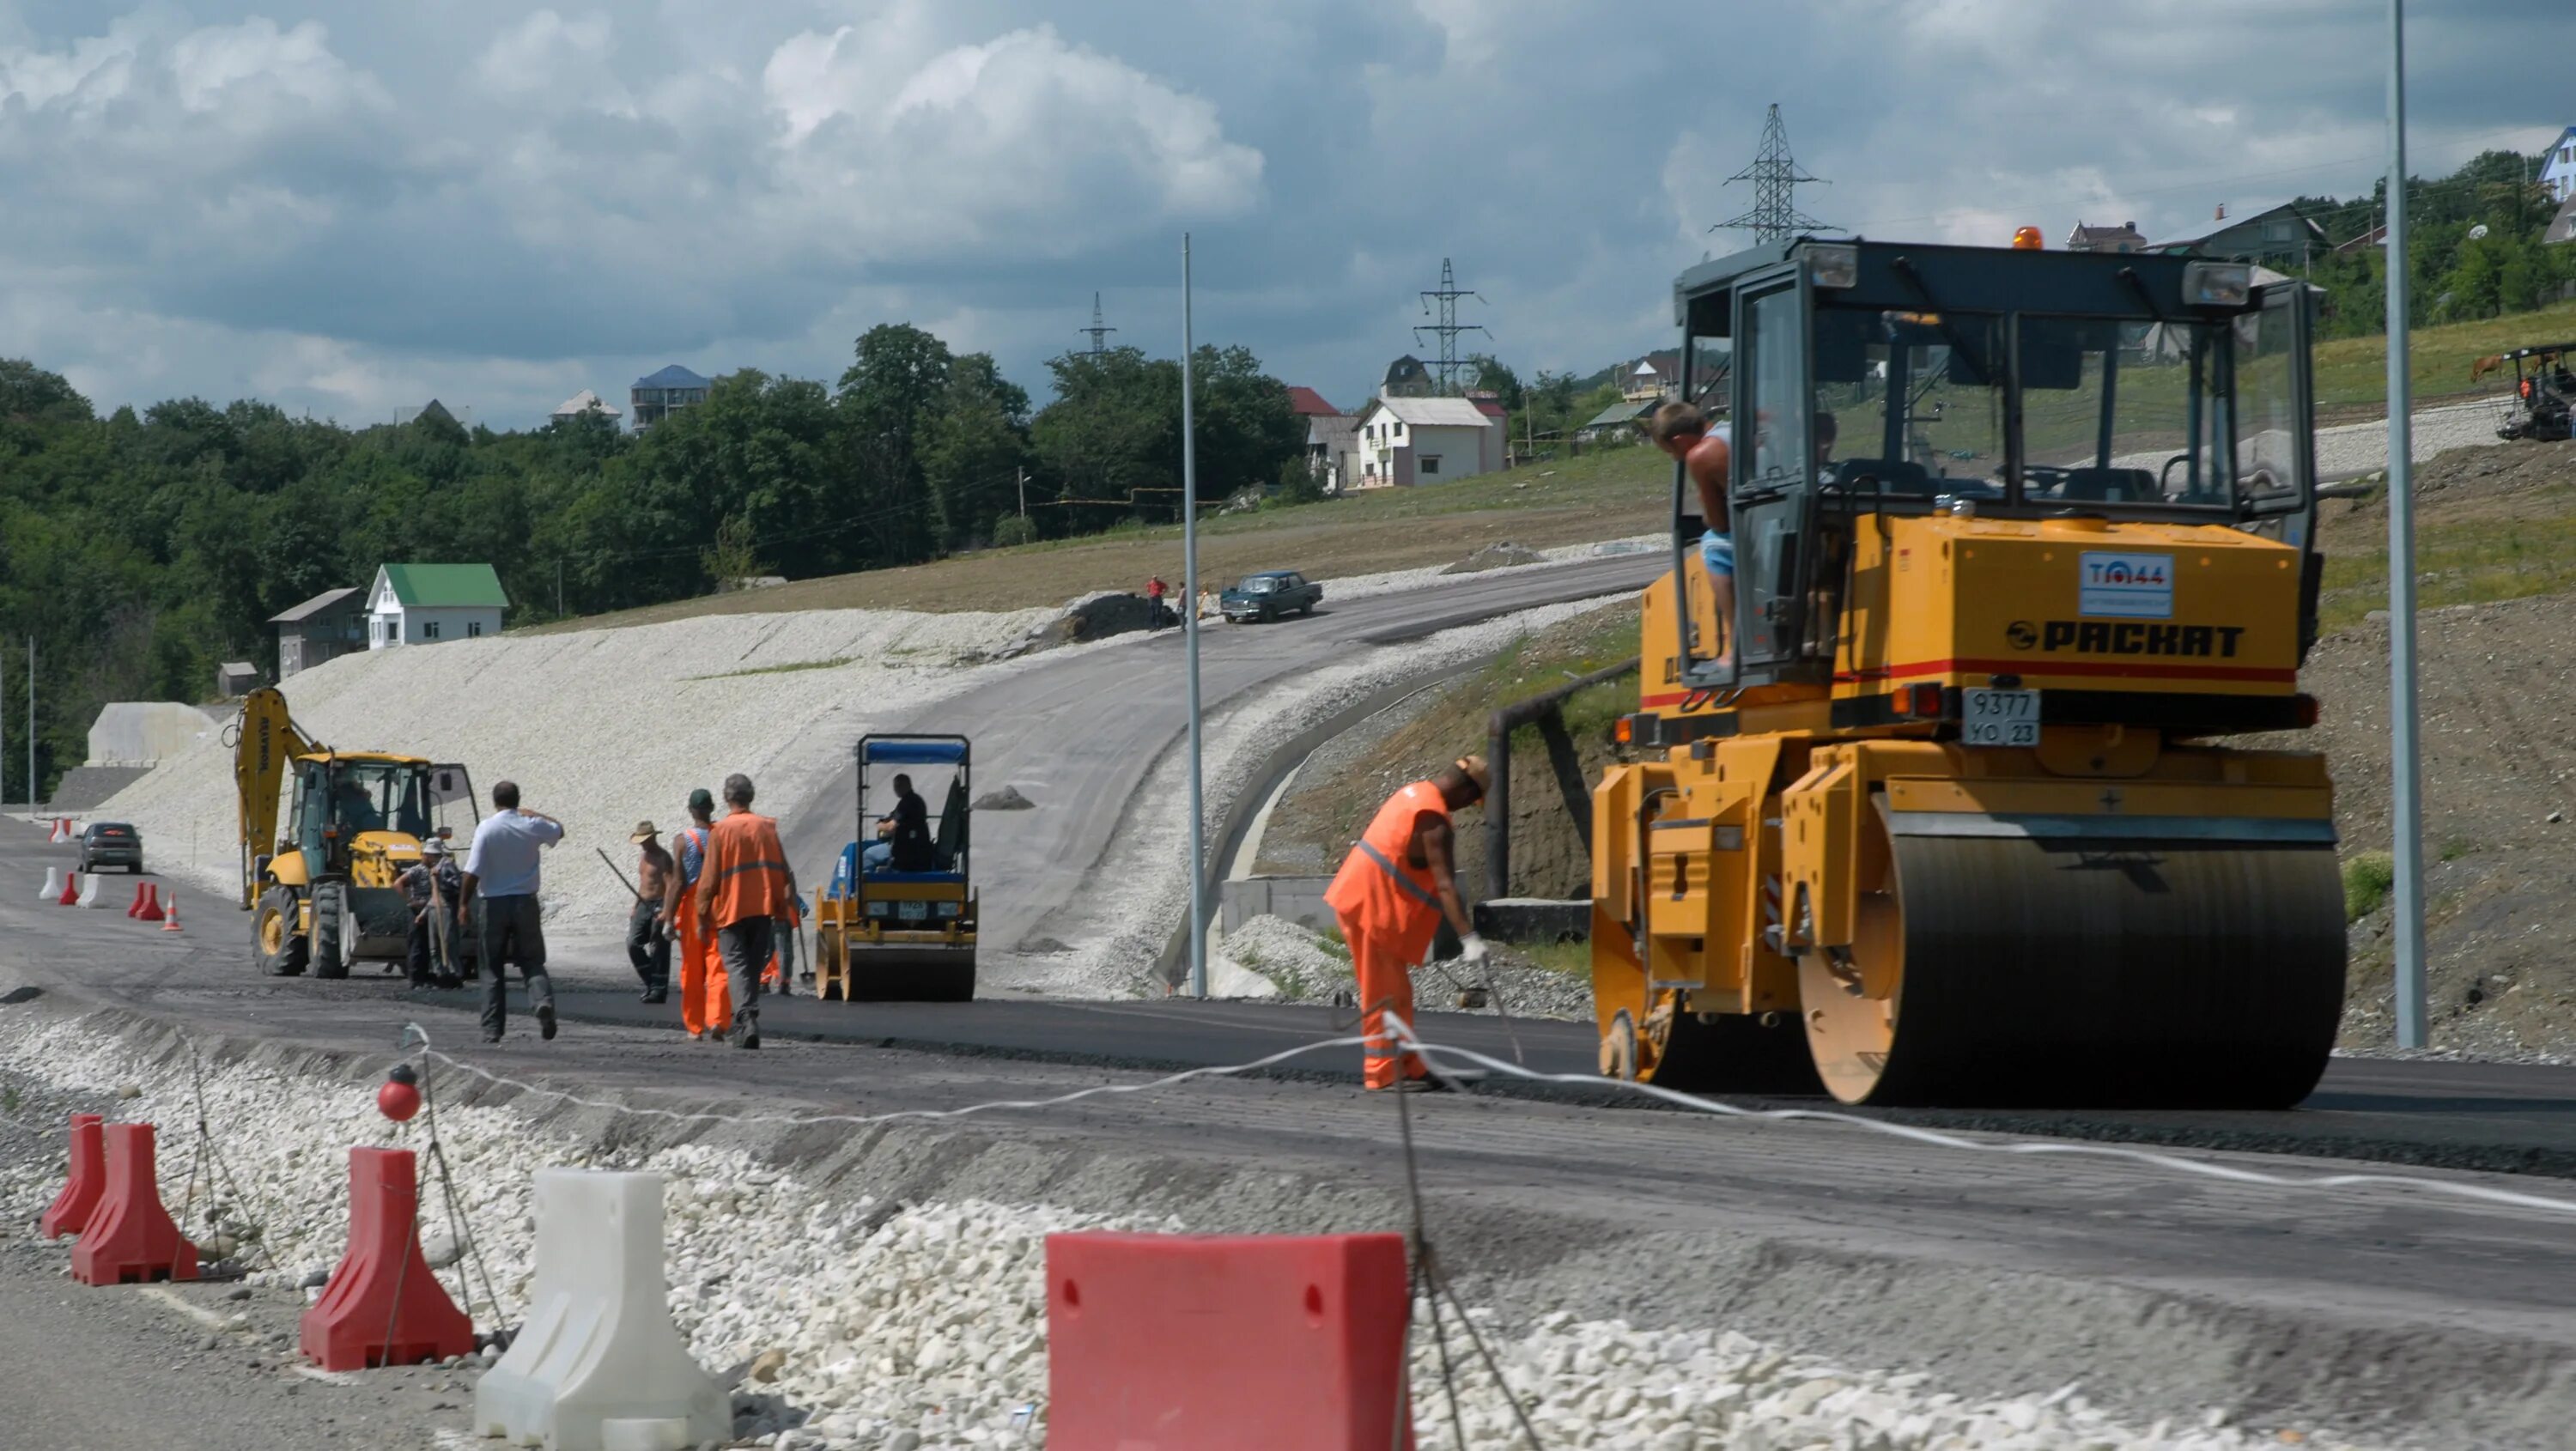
[231,688,481,978]
[1591,235,2342,1108]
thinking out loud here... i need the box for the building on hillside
[1379,355,1436,398]
[2154,202,2328,270]
[2066,220,2147,253]
[268,586,368,680]
[366,563,508,650]
[216,662,259,699]
[1348,394,1504,488]
[415,398,468,430]
[550,389,622,426]
[2335,222,2387,254]
[2543,126,2576,203]
[1620,351,1683,401]
[1579,398,1658,441]
[630,365,712,430]
[1287,386,1358,491]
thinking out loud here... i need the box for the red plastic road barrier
[135,883,163,922]
[160,892,181,932]
[56,871,78,906]
[39,1113,106,1240]
[125,881,149,918]
[70,1123,197,1285]
[301,1147,473,1371]
[1047,1232,1413,1451]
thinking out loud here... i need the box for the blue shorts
[1699,530,1735,579]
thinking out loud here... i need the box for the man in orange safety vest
[695,772,794,1050]
[1323,756,1490,1091]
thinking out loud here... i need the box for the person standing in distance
[663,788,731,1041]
[694,773,793,1049]
[459,780,564,1044]
[626,821,673,1004]
[1322,757,1490,1091]
[1647,402,1734,672]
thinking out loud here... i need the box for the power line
[1078,293,1116,356]
[1714,103,1832,244]
[1414,257,1489,394]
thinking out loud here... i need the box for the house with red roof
[1288,386,1359,492]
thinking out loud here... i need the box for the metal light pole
[25,637,33,823]
[2385,0,2428,1048]
[1182,234,1210,999]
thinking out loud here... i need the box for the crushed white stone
[0,1013,2373,1449]
[94,604,1057,936]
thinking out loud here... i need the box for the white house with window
[366,563,508,649]
[2543,126,2576,203]
[1346,394,1504,488]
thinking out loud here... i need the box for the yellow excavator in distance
[1591,234,2343,1108]
[231,688,482,978]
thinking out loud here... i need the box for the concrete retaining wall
[86,702,222,767]
[1218,875,1335,934]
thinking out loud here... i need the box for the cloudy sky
[0,0,2562,428]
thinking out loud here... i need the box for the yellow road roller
[1590,236,2343,1107]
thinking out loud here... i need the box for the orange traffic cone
[135,883,163,922]
[160,893,181,933]
[58,871,80,907]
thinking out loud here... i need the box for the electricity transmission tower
[1078,293,1116,355]
[1414,258,1488,393]
[1713,103,1832,244]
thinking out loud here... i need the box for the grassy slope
[2314,438,2576,630]
[2313,297,2576,416]
[527,444,1671,632]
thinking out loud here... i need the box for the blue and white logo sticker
[2078,551,2172,619]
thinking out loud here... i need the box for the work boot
[640,990,667,1004]
[537,1001,558,1041]
[1387,1077,1451,1095]
[481,1031,502,1045]
[735,1017,761,1050]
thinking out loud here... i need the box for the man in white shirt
[460,780,565,1044]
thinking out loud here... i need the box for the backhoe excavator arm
[232,687,323,908]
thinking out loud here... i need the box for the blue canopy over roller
[860,737,968,765]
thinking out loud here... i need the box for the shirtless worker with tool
[1323,756,1491,1091]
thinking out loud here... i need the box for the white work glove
[1457,932,1490,965]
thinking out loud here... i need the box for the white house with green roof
[366,563,508,650]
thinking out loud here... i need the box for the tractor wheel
[311,882,350,980]
[255,888,308,977]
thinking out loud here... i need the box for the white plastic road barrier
[46,818,68,844]
[75,875,100,908]
[38,866,61,902]
[475,1169,727,1451]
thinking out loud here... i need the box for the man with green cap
[661,786,731,1039]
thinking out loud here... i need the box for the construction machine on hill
[1590,235,2343,1108]
[231,688,482,978]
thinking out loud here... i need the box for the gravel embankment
[0,1008,2381,1451]
[1215,914,1593,1022]
[94,606,1058,935]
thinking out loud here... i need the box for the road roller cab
[813,734,977,1002]
[1592,236,2345,1108]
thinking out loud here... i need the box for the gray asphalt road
[775,551,1664,964]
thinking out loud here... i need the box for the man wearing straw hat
[626,821,674,1005]
[1322,756,1491,1092]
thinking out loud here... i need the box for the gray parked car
[78,822,144,875]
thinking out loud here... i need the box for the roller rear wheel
[1799,814,2345,1108]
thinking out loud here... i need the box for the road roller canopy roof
[859,737,968,765]
[1674,238,2275,336]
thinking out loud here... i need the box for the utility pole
[1080,293,1116,356]
[1714,103,1832,244]
[25,637,33,823]
[1016,465,1027,517]
[1181,235,1209,999]
[1415,258,1489,395]
[2385,0,2427,1049]
[556,558,565,619]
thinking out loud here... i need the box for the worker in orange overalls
[1323,756,1490,1091]
[662,787,731,1041]
[695,771,795,1050]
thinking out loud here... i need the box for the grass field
[528,442,1671,632]
[2312,438,2576,631]
[2313,298,2576,416]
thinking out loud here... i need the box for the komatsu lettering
[2036,620,2245,658]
